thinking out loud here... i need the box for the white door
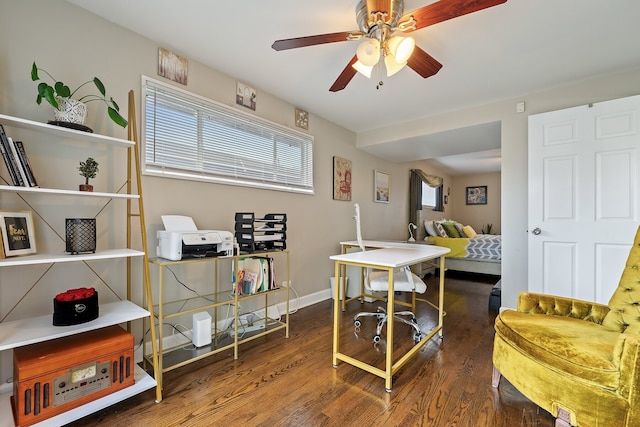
[528,95,640,304]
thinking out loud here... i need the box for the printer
[156,215,234,261]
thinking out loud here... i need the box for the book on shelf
[234,257,276,294]
[8,137,29,187]
[0,123,22,186]
[13,140,38,187]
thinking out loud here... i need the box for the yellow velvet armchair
[492,227,640,427]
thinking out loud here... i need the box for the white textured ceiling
[66,0,640,174]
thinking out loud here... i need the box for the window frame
[141,75,314,194]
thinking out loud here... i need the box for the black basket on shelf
[65,218,96,254]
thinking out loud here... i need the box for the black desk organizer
[235,212,287,253]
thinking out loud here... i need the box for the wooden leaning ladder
[126,90,162,402]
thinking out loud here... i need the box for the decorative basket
[53,287,99,326]
[65,218,96,254]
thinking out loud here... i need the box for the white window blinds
[142,76,314,194]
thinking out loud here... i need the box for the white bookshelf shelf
[0,113,132,147]
[0,185,139,199]
[0,300,150,351]
[0,249,144,267]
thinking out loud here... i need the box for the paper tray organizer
[234,212,286,253]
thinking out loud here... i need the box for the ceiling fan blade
[272,31,363,51]
[407,46,443,78]
[329,55,359,92]
[400,0,507,32]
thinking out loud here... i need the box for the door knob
[531,227,541,235]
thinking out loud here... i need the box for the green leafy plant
[78,157,99,185]
[481,224,493,234]
[31,62,127,128]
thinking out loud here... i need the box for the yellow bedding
[428,236,469,258]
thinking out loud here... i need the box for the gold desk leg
[333,260,341,367]
[438,256,445,338]
[340,245,347,312]
[385,267,395,392]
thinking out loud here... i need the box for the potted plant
[481,224,493,234]
[31,62,128,128]
[78,157,99,192]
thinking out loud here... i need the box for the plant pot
[53,97,87,125]
[79,184,93,192]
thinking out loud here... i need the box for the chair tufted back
[602,226,640,334]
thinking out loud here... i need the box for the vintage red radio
[12,325,135,427]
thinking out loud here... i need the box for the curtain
[409,169,444,238]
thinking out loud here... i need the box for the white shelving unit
[0,105,159,425]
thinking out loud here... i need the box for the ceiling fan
[272,0,508,92]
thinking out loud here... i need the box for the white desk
[330,241,450,391]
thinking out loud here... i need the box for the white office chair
[352,203,426,343]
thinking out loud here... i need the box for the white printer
[157,215,233,261]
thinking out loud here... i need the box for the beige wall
[451,172,501,234]
[0,0,449,384]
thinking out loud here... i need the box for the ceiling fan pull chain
[375,59,383,90]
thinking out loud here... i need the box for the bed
[426,234,502,276]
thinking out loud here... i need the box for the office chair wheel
[354,319,362,328]
[413,333,422,343]
[373,334,382,344]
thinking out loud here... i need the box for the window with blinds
[141,76,314,194]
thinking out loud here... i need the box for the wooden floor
[69,273,555,427]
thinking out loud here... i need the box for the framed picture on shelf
[374,170,390,203]
[0,210,37,256]
[466,186,487,205]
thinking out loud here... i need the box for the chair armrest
[517,292,610,324]
[617,333,640,400]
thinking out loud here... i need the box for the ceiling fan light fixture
[356,38,380,67]
[387,35,415,63]
[352,60,374,78]
[384,54,406,77]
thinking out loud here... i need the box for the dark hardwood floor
[68,273,555,427]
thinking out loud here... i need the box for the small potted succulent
[31,62,128,128]
[78,157,99,192]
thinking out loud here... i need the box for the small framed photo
[466,186,487,205]
[295,108,309,130]
[374,170,390,203]
[0,211,37,257]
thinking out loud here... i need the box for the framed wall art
[333,156,352,201]
[466,186,487,205]
[236,82,257,111]
[0,210,37,257]
[295,108,309,130]
[374,170,390,203]
[158,47,188,85]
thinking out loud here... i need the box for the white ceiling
[66,0,640,174]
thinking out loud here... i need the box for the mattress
[427,234,501,260]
